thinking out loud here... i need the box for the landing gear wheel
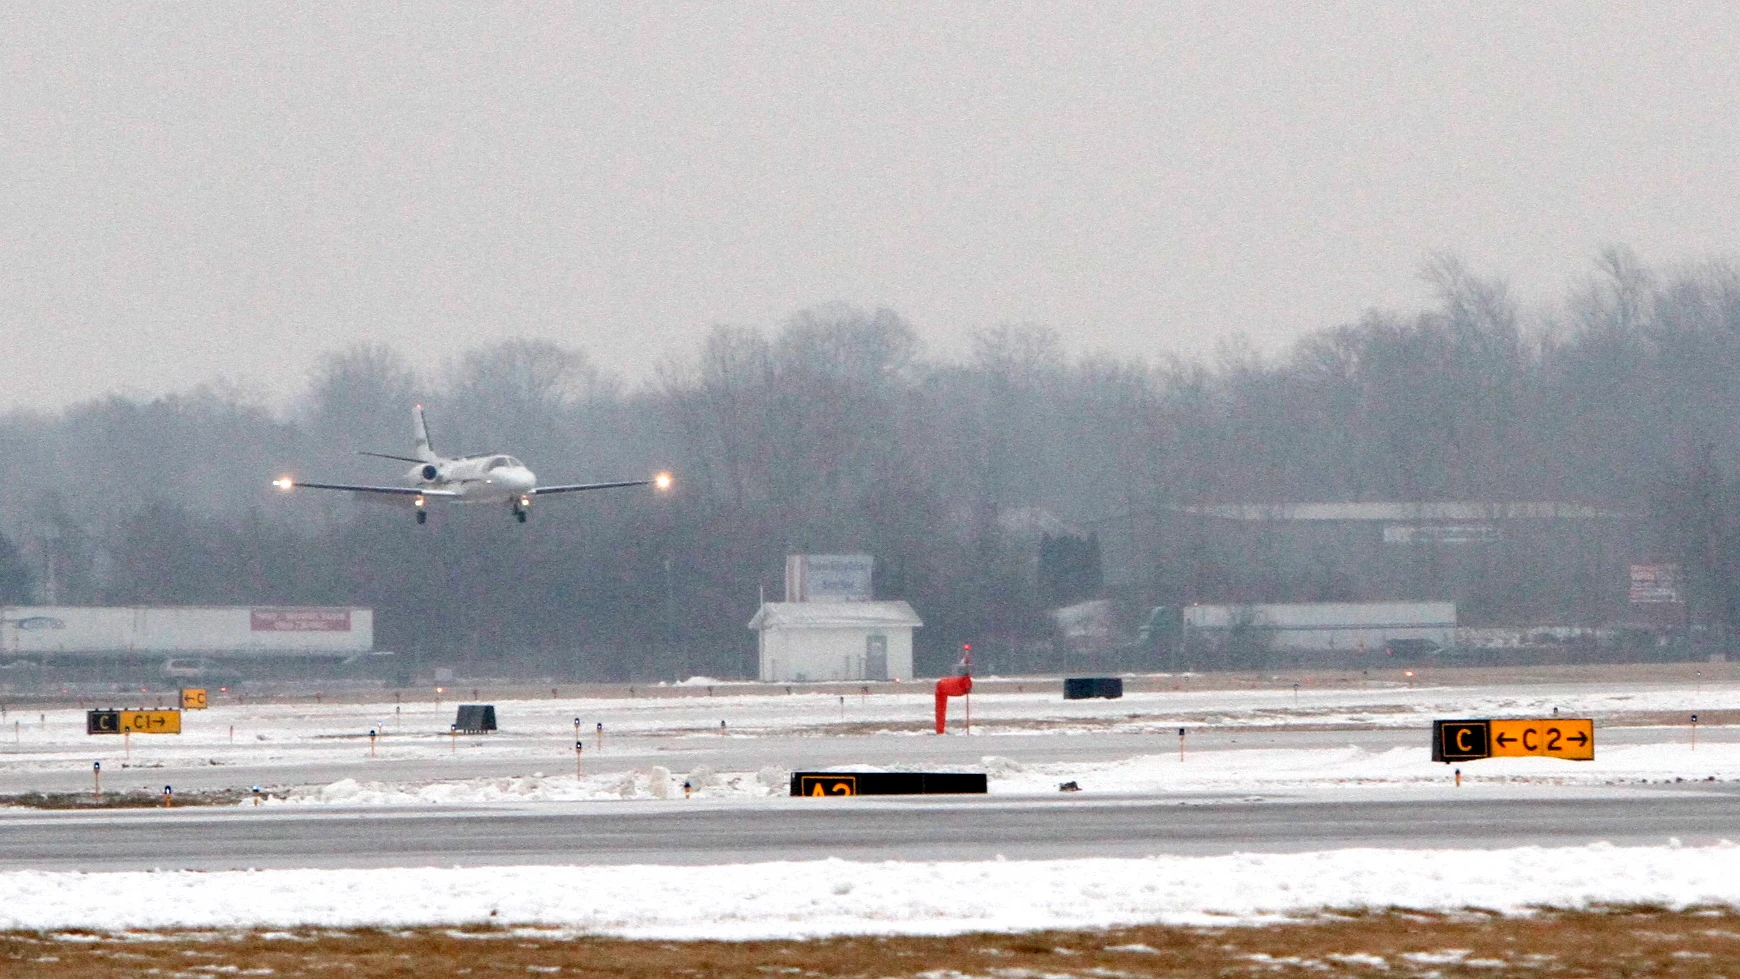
[416,510,427,524]
[515,510,527,523]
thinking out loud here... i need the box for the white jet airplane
[274,406,672,524]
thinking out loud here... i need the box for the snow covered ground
[5,677,1740,938]
[3,843,1739,937]
[0,676,1733,799]
[278,739,1740,807]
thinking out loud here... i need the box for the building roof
[748,600,923,631]
[1183,601,1457,629]
[1174,502,1626,522]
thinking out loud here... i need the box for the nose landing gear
[512,495,531,523]
[415,495,427,524]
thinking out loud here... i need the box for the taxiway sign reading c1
[120,709,182,734]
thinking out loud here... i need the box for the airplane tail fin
[413,405,437,462]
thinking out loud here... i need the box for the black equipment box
[453,704,497,733]
[1063,677,1124,700]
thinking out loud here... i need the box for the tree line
[5,248,1740,676]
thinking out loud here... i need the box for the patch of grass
[8,909,1740,977]
[0,788,248,810]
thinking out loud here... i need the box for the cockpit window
[486,456,510,470]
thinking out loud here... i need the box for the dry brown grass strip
[0,788,249,810]
[8,908,1740,977]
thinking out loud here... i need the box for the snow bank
[2,844,1737,937]
[988,741,1740,793]
[261,742,1740,808]
[283,767,785,806]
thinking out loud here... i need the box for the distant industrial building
[0,606,374,661]
[1158,601,1457,654]
[751,554,922,682]
[1095,499,1640,633]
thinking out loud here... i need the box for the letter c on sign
[1522,728,1537,751]
[1456,727,1472,752]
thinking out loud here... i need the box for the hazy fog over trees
[6,250,1740,677]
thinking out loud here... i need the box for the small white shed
[749,601,921,682]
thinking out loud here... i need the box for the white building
[1183,601,1456,652]
[0,606,373,660]
[749,601,921,682]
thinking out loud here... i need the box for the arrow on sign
[1495,733,1516,747]
[1566,731,1588,747]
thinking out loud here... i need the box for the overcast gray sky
[4,2,1738,412]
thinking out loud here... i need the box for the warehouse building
[1169,600,1456,653]
[0,606,374,666]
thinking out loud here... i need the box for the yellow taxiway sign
[119,710,182,735]
[1489,718,1594,760]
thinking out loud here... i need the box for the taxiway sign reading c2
[1489,718,1594,760]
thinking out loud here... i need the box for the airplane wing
[531,479,655,496]
[531,473,673,497]
[273,478,462,498]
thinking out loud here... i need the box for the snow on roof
[748,600,922,631]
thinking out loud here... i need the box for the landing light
[273,477,294,491]
[654,472,674,491]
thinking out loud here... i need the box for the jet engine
[420,464,440,481]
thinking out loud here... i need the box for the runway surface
[5,786,1739,871]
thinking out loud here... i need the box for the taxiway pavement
[4,786,1737,871]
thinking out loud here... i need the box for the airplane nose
[511,467,536,492]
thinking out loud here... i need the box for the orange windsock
[934,675,973,733]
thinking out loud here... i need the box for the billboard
[1629,564,1683,604]
[1383,523,1502,544]
[251,609,352,632]
[785,554,873,602]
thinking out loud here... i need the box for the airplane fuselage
[407,454,537,505]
